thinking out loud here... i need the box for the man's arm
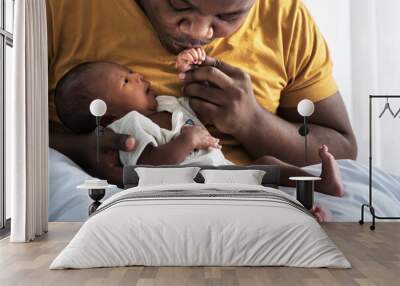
[233,92,357,166]
[49,121,136,186]
[137,125,220,165]
[182,58,357,166]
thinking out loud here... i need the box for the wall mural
[45,1,400,238]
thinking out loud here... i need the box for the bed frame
[123,165,281,189]
[86,165,280,215]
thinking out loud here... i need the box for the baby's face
[96,63,158,117]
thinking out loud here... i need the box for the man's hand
[179,57,357,165]
[50,122,135,187]
[84,128,136,186]
[180,125,221,150]
[137,124,220,166]
[180,57,262,136]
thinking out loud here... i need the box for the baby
[55,49,344,222]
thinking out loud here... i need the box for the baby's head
[55,61,158,133]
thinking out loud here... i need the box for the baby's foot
[310,205,331,223]
[317,145,344,197]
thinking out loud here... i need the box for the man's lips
[174,41,201,49]
[171,38,210,50]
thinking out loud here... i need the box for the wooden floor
[0,222,399,286]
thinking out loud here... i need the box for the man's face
[136,0,256,54]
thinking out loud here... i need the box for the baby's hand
[310,205,331,223]
[181,125,221,150]
[176,47,207,73]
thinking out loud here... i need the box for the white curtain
[7,0,48,242]
[350,0,400,174]
[305,0,400,175]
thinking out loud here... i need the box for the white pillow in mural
[200,169,266,185]
[136,167,200,186]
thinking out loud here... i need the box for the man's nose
[179,16,214,41]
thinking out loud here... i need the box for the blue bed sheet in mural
[48,148,400,222]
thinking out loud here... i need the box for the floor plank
[0,222,399,286]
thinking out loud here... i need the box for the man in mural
[47,0,357,186]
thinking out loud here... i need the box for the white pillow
[136,167,201,186]
[200,169,266,185]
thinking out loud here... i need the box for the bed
[49,148,400,222]
[49,147,400,269]
[50,164,351,269]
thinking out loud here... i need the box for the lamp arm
[95,117,102,163]
[304,117,308,165]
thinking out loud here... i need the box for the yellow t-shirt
[47,0,338,165]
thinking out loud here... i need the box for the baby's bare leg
[253,155,310,188]
[254,154,334,222]
[310,205,331,223]
[253,145,344,197]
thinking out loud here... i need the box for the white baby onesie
[108,95,232,166]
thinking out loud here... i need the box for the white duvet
[49,148,400,222]
[50,183,350,269]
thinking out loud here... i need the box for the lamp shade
[297,99,315,117]
[90,99,107,117]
